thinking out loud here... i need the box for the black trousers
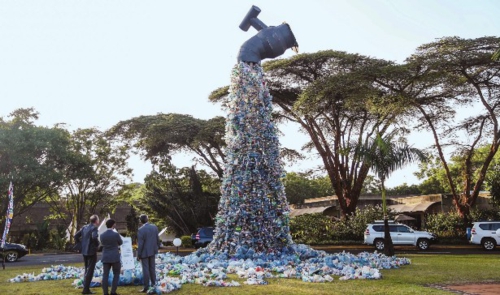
[102,262,121,295]
[83,254,97,291]
[141,255,156,289]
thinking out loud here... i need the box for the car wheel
[5,250,19,262]
[482,238,496,251]
[374,239,385,251]
[417,239,430,250]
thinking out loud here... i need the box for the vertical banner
[120,237,135,270]
[1,182,14,248]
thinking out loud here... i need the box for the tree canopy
[108,113,226,178]
[284,172,334,205]
[0,109,75,225]
[137,166,220,236]
[211,50,410,217]
[373,36,500,219]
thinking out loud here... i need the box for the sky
[1,0,499,187]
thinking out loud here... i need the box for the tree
[138,166,219,236]
[125,206,140,243]
[357,131,426,256]
[493,49,500,61]
[108,114,226,178]
[52,128,132,238]
[374,37,500,221]
[0,108,76,229]
[284,172,334,204]
[385,183,421,196]
[210,51,407,217]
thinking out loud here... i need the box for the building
[291,193,495,229]
[8,201,132,244]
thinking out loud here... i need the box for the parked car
[190,233,197,247]
[0,241,29,262]
[364,221,437,251]
[470,221,500,251]
[194,227,214,249]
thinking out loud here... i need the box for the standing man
[74,215,100,295]
[100,219,123,295]
[137,214,160,293]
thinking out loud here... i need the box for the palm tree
[357,131,427,256]
[493,49,500,61]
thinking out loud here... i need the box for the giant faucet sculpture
[237,5,298,63]
[208,5,299,256]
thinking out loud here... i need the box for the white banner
[120,237,135,270]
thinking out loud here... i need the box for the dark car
[0,241,29,262]
[194,227,214,249]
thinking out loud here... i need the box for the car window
[389,225,397,232]
[372,225,384,232]
[491,223,500,231]
[397,225,411,233]
[201,228,214,236]
[479,224,491,230]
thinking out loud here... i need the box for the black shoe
[82,291,95,295]
[111,293,119,295]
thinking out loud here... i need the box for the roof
[303,196,337,204]
[389,201,440,213]
[395,214,416,221]
[290,206,332,217]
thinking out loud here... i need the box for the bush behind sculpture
[290,205,391,244]
[180,236,192,248]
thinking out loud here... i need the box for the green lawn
[0,254,498,295]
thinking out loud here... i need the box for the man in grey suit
[137,214,160,293]
[100,219,123,295]
[74,215,100,295]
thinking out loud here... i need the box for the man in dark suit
[74,215,100,295]
[137,214,160,293]
[100,219,123,295]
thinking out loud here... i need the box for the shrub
[289,205,392,244]
[289,214,333,244]
[34,221,50,250]
[49,225,68,251]
[425,212,466,239]
[180,235,192,248]
[334,205,394,241]
[21,232,38,249]
[470,208,500,222]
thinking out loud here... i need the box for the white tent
[98,214,110,241]
[158,227,175,243]
[98,214,124,241]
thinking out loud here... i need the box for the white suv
[364,221,437,251]
[470,221,500,251]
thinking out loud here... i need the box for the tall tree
[374,37,500,220]
[138,166,220,236]
[284,172,334,205]
[493,49,500,61]
[210,51,406,217]
[108,114,226,178]
[0,108,76,228]
[357,131,426,256]
[52,128,132,237]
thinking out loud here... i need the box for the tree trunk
[381,178,394,256]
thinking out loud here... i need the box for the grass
[0,254,499,295]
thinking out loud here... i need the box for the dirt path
[430,283,500,295]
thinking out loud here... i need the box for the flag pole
[2,182,14,270]
[2,244,4,270]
